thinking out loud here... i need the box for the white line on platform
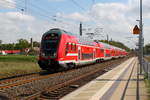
[89,57,136,100]
[60,57,136,100]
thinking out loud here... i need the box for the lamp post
[138,0,143,74]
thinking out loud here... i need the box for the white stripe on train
[66,53,78,56]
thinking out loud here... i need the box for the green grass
[0,55,38,62]
[144,78,150,96]
[0,55,42,79]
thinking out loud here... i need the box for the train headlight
[53,52,56,56]
[41,52,45,57]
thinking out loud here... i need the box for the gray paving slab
[60,57,150,100]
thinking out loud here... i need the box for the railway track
[0,71,50,85]
[0,57,129,100]
[0,74,39,86]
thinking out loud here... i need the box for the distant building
[0,50,21,55]
[1,51,7,55]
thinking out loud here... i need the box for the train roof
[43,28,75,36]
[44,28,62,35]
[44,28,96,46]
[97,42,126,51]
[97,42,111,49]
[78,37,96,46]
[44,28,126,51]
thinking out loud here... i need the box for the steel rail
[24,65,108,100]
[0,57,129,99]
[0,72,63,89]
[24,58,129,100]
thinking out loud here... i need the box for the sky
[0,0,150,48]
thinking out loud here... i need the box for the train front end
[38,28,61,71]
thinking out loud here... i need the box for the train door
[78,46,81,60]
[104,48,106,58]
[93,48,96,59]
[100,48,104,58]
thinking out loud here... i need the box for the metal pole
[139,0,143,74]
[107,34,109,43]
[30,38,33,50]
[80,22,82,36]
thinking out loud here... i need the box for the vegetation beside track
[0,55,41,79]
[145,56,150,62]
[144,75,150,99]
[144,56,150,98]
[99,40,130,52]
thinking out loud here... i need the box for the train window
[100,49,104,52]
[71,43,73,51]
[82,53,93,60]
[74,44,76,51]
[65,43,69,55]
[44,33,59,40]
[68,43,71,51]
[45,41,57,49]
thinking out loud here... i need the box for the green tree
[0,40,2,44]
[0,43,15,50]
[99,40,130,52]
[144,44,150,55]
[0,40,2,50]
[5,44,14,50]
[15,39,30,50]
[33,41,40,47]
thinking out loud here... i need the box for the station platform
[61,57,149,100]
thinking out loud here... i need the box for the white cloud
[5,12,35,21]
[0,0,150,49]
[0,0,16,9]
[88,3,132,45]
[91,3,128,21]
[85,0,150,48]
[0,11,78,43]
[0,12,46,43]
[63,12,90,22]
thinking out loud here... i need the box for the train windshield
[41,33,60,58]
[45,40,57,50]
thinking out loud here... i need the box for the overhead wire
[2,0,25,10]
[70,0,86,11]
[70,0,97,31]
[18,0,78,28]
[2,0,83,31]
[3,0,62,23]
[18,0,57,14]
[16,0,58,20]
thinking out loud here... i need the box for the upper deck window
[44,33,59,40]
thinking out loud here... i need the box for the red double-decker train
[38,28,127,71]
